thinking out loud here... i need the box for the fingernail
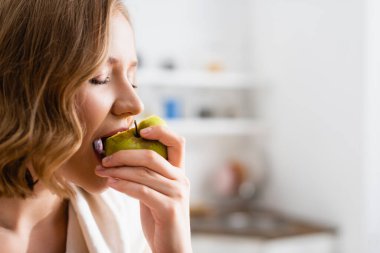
[102,156,112,165]
[140,127,152,135]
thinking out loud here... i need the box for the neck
[0,183,67,233]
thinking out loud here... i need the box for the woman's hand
[95,125,192,253]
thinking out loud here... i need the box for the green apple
[105,115,168,159]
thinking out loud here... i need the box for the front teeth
[93,138,105,156]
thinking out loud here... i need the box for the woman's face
[58,12,144,192]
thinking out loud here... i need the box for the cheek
[57,88,113,190]
[80,89,113,132]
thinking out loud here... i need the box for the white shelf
[137,69,263,89]
[165,118,265,136]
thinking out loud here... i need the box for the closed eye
[89,76,111,85]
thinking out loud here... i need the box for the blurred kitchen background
[125,0,380,252]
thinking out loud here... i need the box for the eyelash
[128,73,138,88]
[89,76,138,89]
[89,76,110,85]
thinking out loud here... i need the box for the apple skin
[138,115,167,130]
[105,115,168,159]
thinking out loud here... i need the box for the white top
[65,187,149,253]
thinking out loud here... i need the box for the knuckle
[137,167,150,178]
[144,150,157,163]
[177,136,186,146]
[163,200,178,215]
[172,181,190,200]
[176,173,190,187]
[171,186,184,199]
[175,189,186,200]
[139,185,150,196]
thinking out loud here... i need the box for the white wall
[249,1,365,253]
[125,0,250,71]
[364,0,380,252]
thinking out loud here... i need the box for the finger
[107,178,172,215]
[102,149,182,180]
[139,125,185,168]
[95,166,180,197]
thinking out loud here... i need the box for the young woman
[0,0,192,252]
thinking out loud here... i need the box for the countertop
[190,204,336,240]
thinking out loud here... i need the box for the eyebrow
[108,56,138,67]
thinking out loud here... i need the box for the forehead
[107,12,136,65]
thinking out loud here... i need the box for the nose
[111,77,144,117]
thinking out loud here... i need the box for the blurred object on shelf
[164,97,182,119]
[213,160,247,198]
[198,107,216,118]
[238,180,257,200]
[196,102,241,118]
[159,57,176,70]
[190,202,216,218]
[207,61,224,72]
[211,159,257,204]
[223,106,239,118]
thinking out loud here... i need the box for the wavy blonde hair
[0,0,129,198]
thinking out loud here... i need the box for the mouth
[92,127,131,162]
